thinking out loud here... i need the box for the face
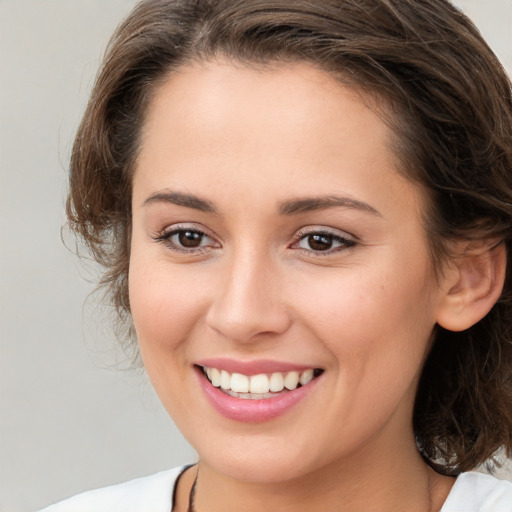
[129,60,448,483]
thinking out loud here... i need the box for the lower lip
[195,367,321,423]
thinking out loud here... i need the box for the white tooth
[230,373,249,393]
[249,374,270,394]
[220,370,231,390]
[205,367,212,380]
[299,369,314,386]
[211,368,221,387]
[269,372,284,392]
[284,371,300,390]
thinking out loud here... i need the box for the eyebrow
[279,195,381,216]
[143,190,217,213]
[143,190,380,217]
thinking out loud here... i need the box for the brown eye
[296,230,356,253]
[307,234,334,251]
[157,227,218,252]
[177,230,204,248]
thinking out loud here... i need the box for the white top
[440,472,512,511]
[39,467,512,512]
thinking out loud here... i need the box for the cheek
[128,255,202,413]
[128,248,203,363]
[295,259,437,374]
[300,266,437,435]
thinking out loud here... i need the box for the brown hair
[68,0,512,474]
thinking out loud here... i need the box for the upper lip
[195,358,321,376]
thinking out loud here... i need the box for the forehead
[135,59,425,221]
[139,60,393,165]
[144,59,390,139]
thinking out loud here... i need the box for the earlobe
[436,240,506,332]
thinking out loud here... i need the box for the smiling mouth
[199,366,324,400]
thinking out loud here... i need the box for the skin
[129,60,460,511]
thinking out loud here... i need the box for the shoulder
[441,471,512,512]
[38,466,187,512]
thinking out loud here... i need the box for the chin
[191,431,329,484]
[206,456,315,484]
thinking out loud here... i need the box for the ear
[436,240,506,332]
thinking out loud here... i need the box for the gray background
[1,1,511,511]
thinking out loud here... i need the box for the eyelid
[294,225,357,241]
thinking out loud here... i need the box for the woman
[41,0,512,510]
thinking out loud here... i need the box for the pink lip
[196,358,316,376]
[194,365,322,423]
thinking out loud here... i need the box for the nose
[205,248,292,343]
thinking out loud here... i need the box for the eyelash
[153,224,218,254]
[153,225,357,256]
[291,228,357,256]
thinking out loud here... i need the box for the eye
[170,229,209,248]
[154,225,219,253]
[294,229,356,254]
